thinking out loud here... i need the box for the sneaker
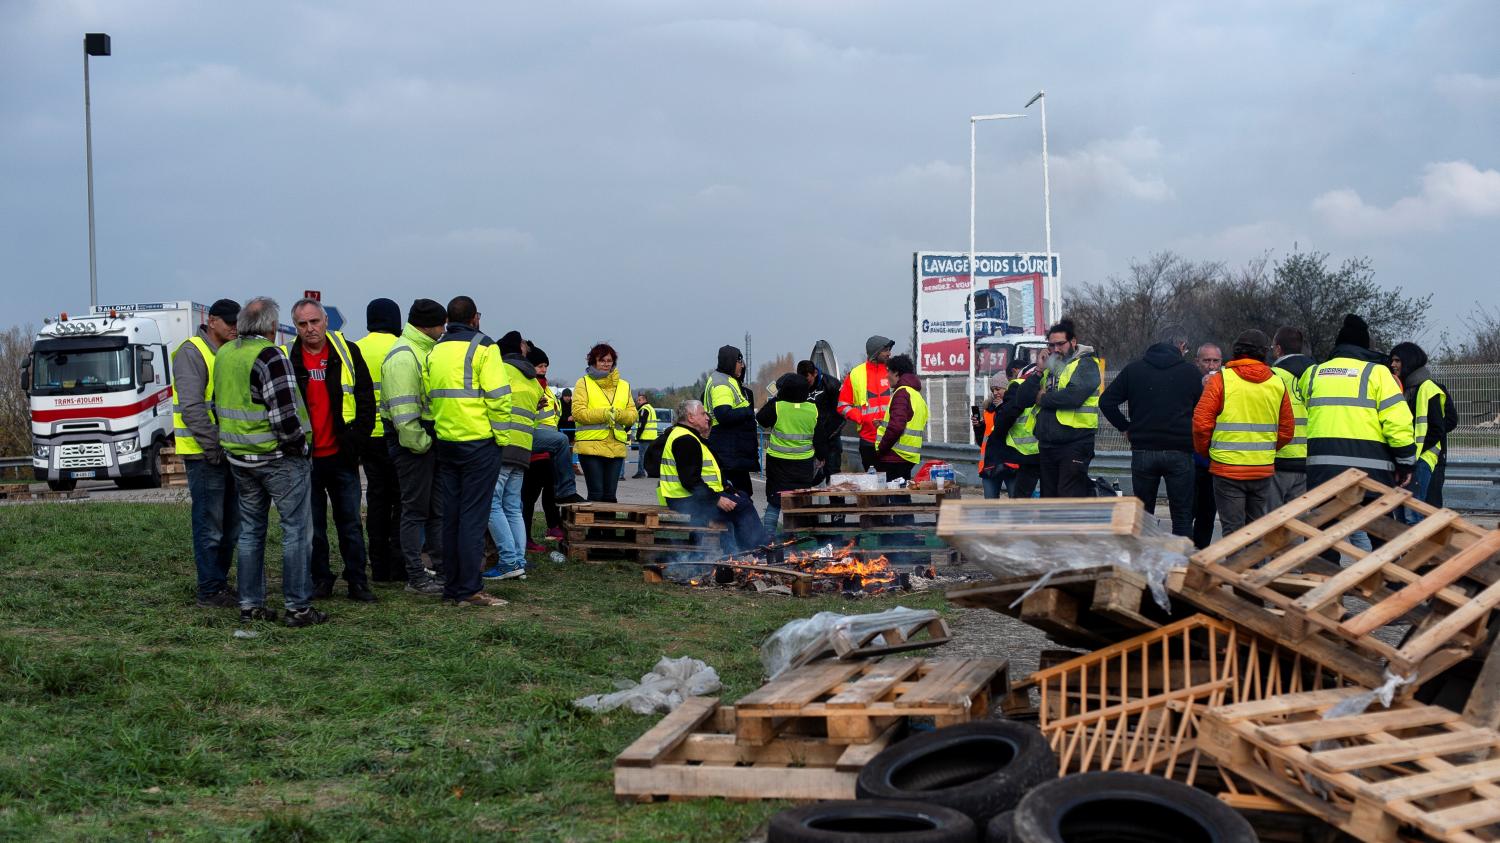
[525,540,547,554]
[347,584,379,603]
[450,592,508,607]
[480,565,507,579]
[404,577,444,595]
[284,606,329,628]
[556,494,587,506]
[545,527,564,541]
[482,564,527,581]
[239,606,278,622]
[197,589,239,609]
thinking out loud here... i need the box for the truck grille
[58,442,108,468]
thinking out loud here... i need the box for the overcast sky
[2,1,1496,387]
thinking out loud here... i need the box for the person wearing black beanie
[355,300,406,584]
[374,300,451,596]
[1391,341,1457,513]
[1301,313,1416,492]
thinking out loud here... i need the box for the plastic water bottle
[549,551,567,564]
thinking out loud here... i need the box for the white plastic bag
[760,606,940,680]
[573,656,722,714]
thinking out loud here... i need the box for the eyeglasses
[1046,341,1069,349]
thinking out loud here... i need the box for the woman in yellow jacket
[572,342,634,502]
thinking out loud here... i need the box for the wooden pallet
[563,503,727,563]
[1181,468,1500,693]
[0,484,89,501]
[946,565,1190,648]
[779,487,956,533]
[733,657,1008,746]
[1033,614,1349,793]
[784,615,952,671]
[1201,687,1500,842]
[613,697,898,802]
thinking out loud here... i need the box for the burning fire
[675,541,925,596]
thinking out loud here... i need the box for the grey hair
[676,399,704,421]
[1196,343,1222,357]
[238,297,280,338]
[291,297,326,320]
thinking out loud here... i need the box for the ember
[668,541,930,597]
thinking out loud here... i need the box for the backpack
[644,435,667,478]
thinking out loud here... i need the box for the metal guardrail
[0,457,29,470]
[840,438,1500,512]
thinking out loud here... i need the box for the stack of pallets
[158,446,187,488]
[0,482,88,502]
[562,502,727,565]
[613,656,1008,801]
[779,486,960,566]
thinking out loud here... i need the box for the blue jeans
[488,464,528,570]
[1131,449,1195,538]
[435,439,501,600]
[185,458,241,597]
[982,470,1008,500]
[231,456,314,610]
[531,425,580,499]
[1402,462,1437,525]
[634,442,649,476]
[579,454,622,502]
[667,490,767,554]
[310,455,370,588]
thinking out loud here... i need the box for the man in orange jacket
[838,335,894,469]
[1193,329,1295,539]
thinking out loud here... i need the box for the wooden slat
[902,658,1006,707]
[614,697,720,767]
[1310,728,1499,773]
[1397,575,1500,663]
[1190,469,1366,566]
[825,660,922,708]
[1291,511,1459,612]
[1256,705,1460,747]
[1414,796,1500,835]
[1242,488,1410,587]
[1362,757,1500,801]
[1343,529,1500,637]
[736,661,867,710]
[1212,688,1364,722]
[891,659,971,706]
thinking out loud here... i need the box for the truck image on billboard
[912,251,1057,375]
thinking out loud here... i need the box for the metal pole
[84,46,98,309]
[967,118,977,441]
[1040,91,1056,325]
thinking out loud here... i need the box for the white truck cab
[24,301,206,491]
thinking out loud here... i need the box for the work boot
[196,589,239,609]
[556,494,587,506]
[404,577,443,596]
[284,607,330,628]
[239,606,278,622]
[311,579,335,600]
[347,583,378,603]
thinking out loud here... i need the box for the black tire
[47,477,77,492]
[115,444,163,490]
[769,800,977,843]
[1011,771,1256,843]
[856,720,1058,824]
[985,811,1014,843]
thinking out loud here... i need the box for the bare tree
[1441,305,1500,363]
[0,324,34,456]
[1066,252,1222,360]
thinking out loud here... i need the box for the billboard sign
[913,252,1057,375]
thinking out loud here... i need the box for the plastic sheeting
[941,503,1193,612]
[760,606,939,680]
[573,656,722,715]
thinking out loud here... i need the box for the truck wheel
[47,477,77,493]
[115,445,162,490]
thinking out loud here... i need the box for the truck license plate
[71,470,96,479]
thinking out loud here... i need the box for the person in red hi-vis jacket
[838,335,895,470]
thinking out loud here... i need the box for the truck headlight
[33,445,50,459]
[114,439,139,455]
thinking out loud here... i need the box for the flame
[701,540,901,593]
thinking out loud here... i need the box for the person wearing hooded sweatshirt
[484,331,541,581]
[354,298,405,582]
[1300,314,1416,491]
[756,371,822,532]
[1036,319,1104,497]
[839,335,895,469]
[800,359,843,481]
[521,345,563,548]
[1194,330,1295,537]
[1100,337,1203,537]
[874,355,928,481]
[1390,341,1457,514]
[704,345,760,493]
[380,298,446,595]
[573,343,634,502]
[1268,327,1317,508]
[976,371,1013,498]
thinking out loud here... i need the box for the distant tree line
[1063,249,1434,363]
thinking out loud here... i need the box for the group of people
[976,313,1454,548]
[174,294,939,621]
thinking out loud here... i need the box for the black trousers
[435,439,501,601]
[521,457,560,538]
[361,435,403,580]
[1007,463,1041,499]
[311,454,371,589]
[722,469,754,497]
[1192,463,1217,549]
[1039,439,1095,497]
[388,431,442,585]
[859,441,878,471]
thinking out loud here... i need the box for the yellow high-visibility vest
[1272,366,1308,461]
[657,426,723,504]
[1209,368,1285,467]
[876,385,929,464]
[171,335,215,456]
[354,331,398,437]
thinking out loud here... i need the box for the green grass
[0,502,943,842]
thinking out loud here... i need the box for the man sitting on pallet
[656,399,767,553]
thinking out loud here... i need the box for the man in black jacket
[1100,339,1202,537]
[1391,341,1458,512]
[1268,327,1317,508]
[800,360,843,482]
[661,400,767,553]
[704,345,760,493]
[287,298,378,603]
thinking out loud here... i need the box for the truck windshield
[31,348,135,395]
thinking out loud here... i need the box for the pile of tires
[766,722,1258,843]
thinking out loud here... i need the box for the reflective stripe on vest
[840,362,892,422]
[213,337,309,459]
[426,334,497,442]
[639,403,661,441]
[977,408,996,467]
[284,332,357,424]
[1053,356,1103,430]
[1414,379,1448,471]
[1006,405,1040,456]
[1300,357,1416,474]
[381,343,428,427]
[1209,368,1286,467]
[171,335,216,456]
[1272,366,1308,460]
[494,361,540,452]
[537,390,560,428]
[657,426,723,503]
[767,401,818,460]
[876,385,929,464]
[577,376,632,443]
[354,331,397,438]
[703,372,749,426]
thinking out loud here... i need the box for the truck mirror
[19,354,30,396]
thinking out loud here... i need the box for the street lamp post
[1025,90,1057,325]
[84,33,111,309]
[968,112,1025,441]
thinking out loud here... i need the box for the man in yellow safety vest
[1035,319,1105,497]
[1268,326,1316,508]
[1299,314,1416,491]
[838,335,894,470]
[353,298,404,582]
[172,298,242,609]
[630,391,660,479]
